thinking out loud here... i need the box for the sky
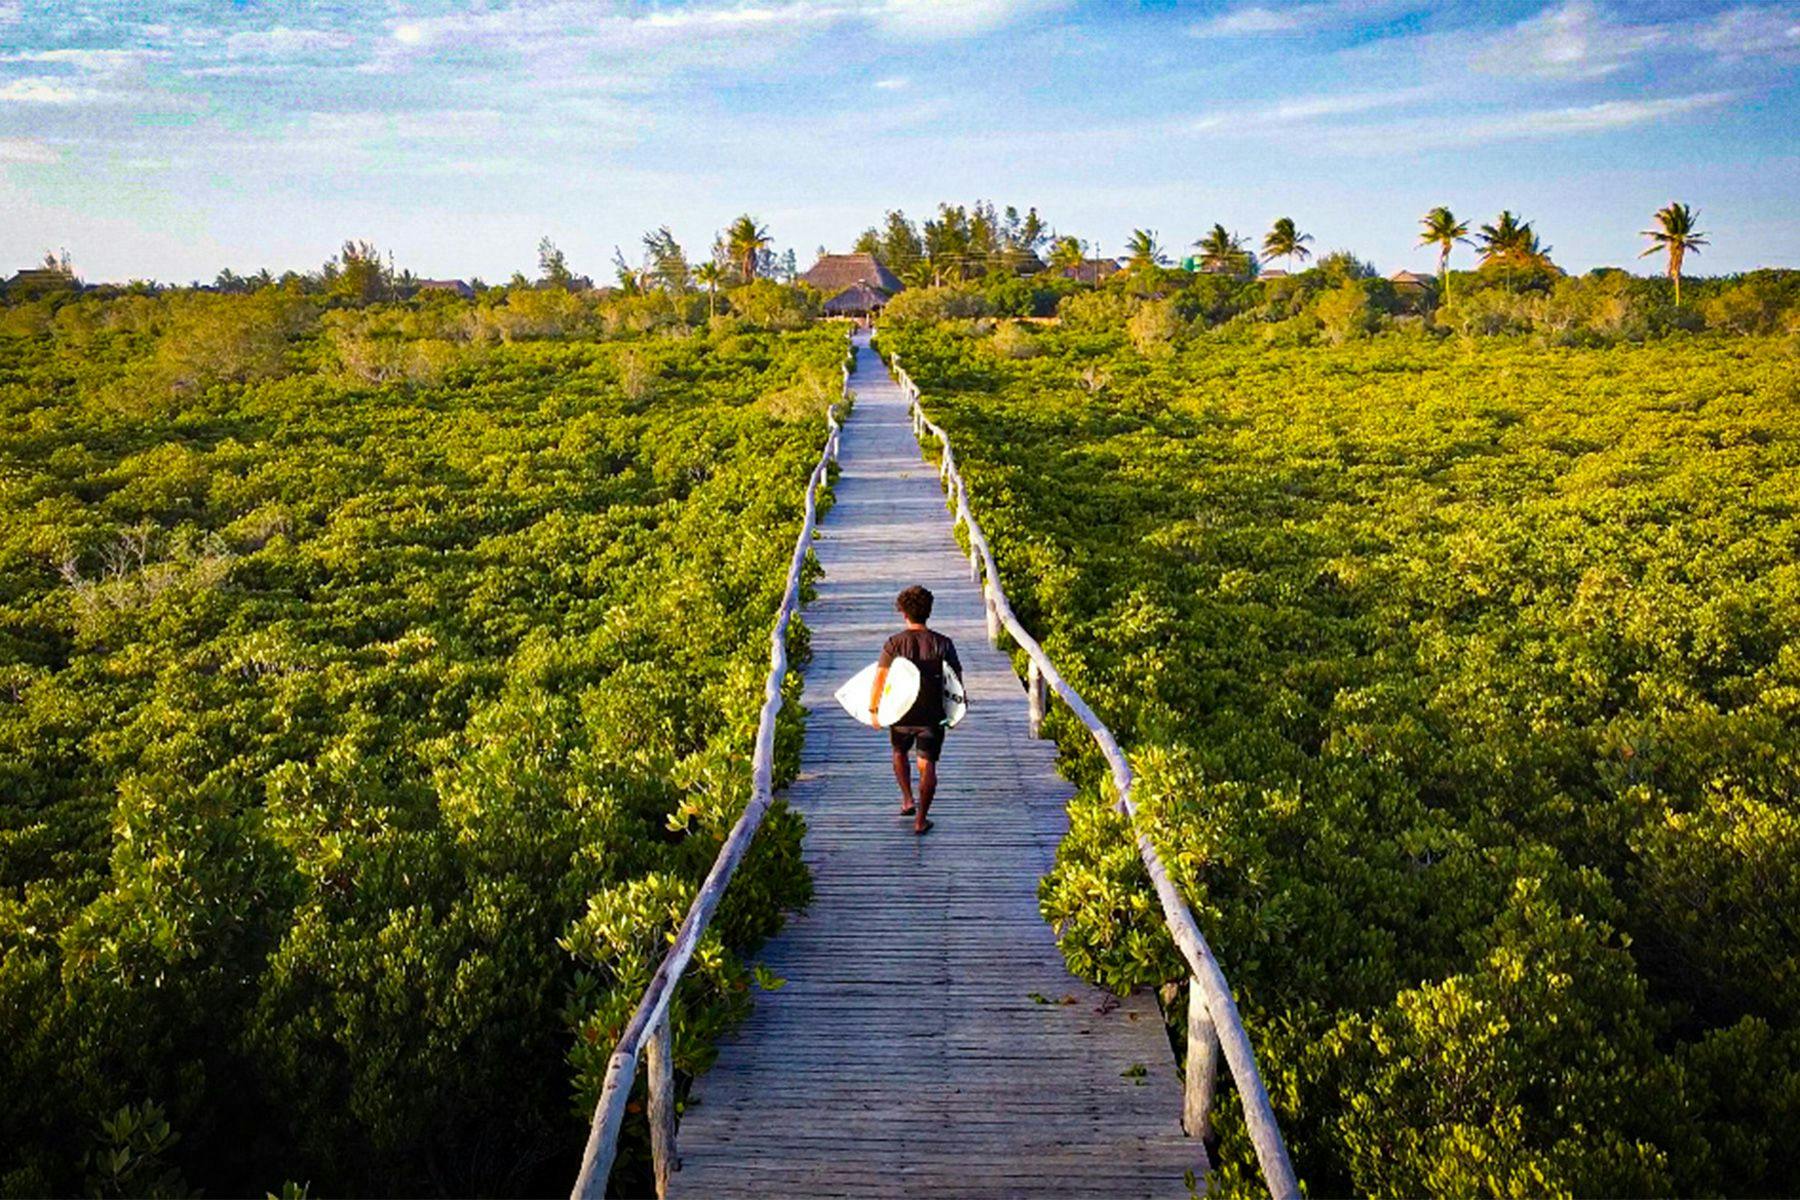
[1,0,1797,284]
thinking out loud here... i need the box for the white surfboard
[835,657,920,728]
[942,664,967,729]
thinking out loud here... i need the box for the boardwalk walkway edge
[887,347,1300,1200]
[570,344,850,1200]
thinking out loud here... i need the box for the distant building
[5,266,80,298]
[414,278,475,298]
[1057,258,1122,284]
[801,253,904,295]
[823,282,891,321]
[993,248,1046,276]
[1389,269,1435,292]
[1258,268,1290,280]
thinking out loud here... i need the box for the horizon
[3,0,1798,284]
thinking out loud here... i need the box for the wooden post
[1184,978,1221,1142]
[647,1011,676,1197]
[969,543,981,583]
[984,582,1001,646]
[1027,660,1047,737]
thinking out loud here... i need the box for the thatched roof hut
[414,278,475,298]
[1389,269,1434,291]
[823,282,891,317]
[994,248,1046,276]
[4,267,80,298]
[802,253,903,295]
[1057,258,1122,285]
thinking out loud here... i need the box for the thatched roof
[1258,268,1290,279]
[802,253,903,295]
[994,248,1046,275]
[415,278,474,298]
[1389,269,1434,288]
[1057,258,1122,284]
[823,283,890,315]
[5,267,80,296]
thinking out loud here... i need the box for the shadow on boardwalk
[671,332,1202,1198]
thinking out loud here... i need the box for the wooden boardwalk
[671,332,1202,1198]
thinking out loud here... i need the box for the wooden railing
[889,352,1301,1200]
[570,349,849,1200]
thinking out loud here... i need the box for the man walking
[869,585,961,836]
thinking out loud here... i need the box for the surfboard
[942,663,967,729]
[835,657,920,728]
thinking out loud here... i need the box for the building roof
[994,248,1046,275]
[415,278,474,297]
[1390,269,1434,287]
[823,283,891,315]
[802,253,903,295]
[1057,258,1122,284]
[1258,268,1290,279]
[5,267,80,295]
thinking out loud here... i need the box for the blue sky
[2,0,1797,283]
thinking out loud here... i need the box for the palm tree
[1124,229,1166,273]
[1047,235,1085,273]
[898,260,936,290]
[725,214,771,284]
[1640,201,1707,307]
[1194,224,1252,276]
[1476,210,1529,264]
[1261,218,1312,270]
[1477,211,1552,290]
[1418,206,1471,296]
[694,260,725,318]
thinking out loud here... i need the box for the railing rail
[889,351,1300,1200]
[570,345,850,1200]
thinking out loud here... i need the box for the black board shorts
[889,725,946,762]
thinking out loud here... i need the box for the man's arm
[869,664,889,725]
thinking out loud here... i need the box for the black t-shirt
[878,627,962,730]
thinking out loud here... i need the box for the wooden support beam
[1184,979,1221,1142]
[1027,659,1047,737]
[648,1011,676,1198]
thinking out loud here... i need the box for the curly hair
[895,585,934,623]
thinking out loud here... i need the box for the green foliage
[1126,298,1186,357]
[881,285,990,325]
[0,292,837,1195]
[1045,266,1800,346]
[888,321,1800,1197]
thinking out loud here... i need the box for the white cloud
[1,48,162,71]
[0,136,56,163]
[1337,91,1733,152]
[1497,92,1732,135]
[640,3,853,30]
[874,75,909,89]
[391,23,426,46]
[1473,1,1668,80]
[1696,5,1800,61]
[1191,0,1420,38]
[0,77,102,103]
[226,27,355,57]
[1190,88,1430,131]
[304,109,508,141]
[0,1,18,23]
[875,0,1059,39]
[1192,4,1318,36]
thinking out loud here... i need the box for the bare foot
[914,818,934,836]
